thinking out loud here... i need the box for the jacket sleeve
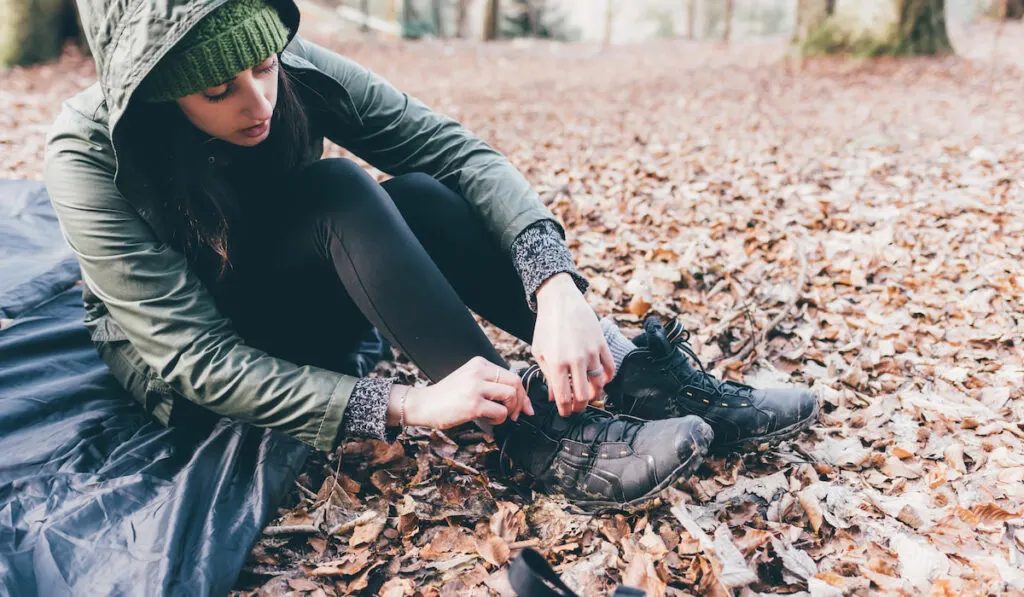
[43,111,357,453]
[289,36,562,253]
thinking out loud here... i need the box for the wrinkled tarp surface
[0,180,322,596]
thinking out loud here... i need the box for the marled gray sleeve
[510,220,590,312]
[340,377,394,440]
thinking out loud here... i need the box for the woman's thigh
[222,157,535,380]
[380,173,537,344]
[220,205,376,375]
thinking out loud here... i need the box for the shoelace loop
[566,407,645,456]
[498,366,646,477]
[664,324,754,400]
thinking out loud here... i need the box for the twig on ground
[507,538,542,550]
[295,481,319,501]
[714,228,809,370]
[328,510,379,536]
[263,524,319,536]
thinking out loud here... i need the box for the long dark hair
[126,59,314,285]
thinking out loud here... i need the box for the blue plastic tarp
[0,180,314,596]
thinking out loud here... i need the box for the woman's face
[175,54,280,147]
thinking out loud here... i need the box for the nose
[245,88,274,122]
[238,76,274,122]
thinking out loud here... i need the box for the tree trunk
[483,0,500,40]
[794,0,831,43]
[1010,0,1024,19]
[0,0,69,67]
[431,0,444,37]
[402,0,419,37]
[722,0,733,41]
[796,0,952,56]
[529,0,545,37]
[360,0,371,32]
[685,0,696,39]
[990,0,1024,20]
[455,0,469,37]
[603,0,614,46]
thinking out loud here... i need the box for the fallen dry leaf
[13,12,1024,597]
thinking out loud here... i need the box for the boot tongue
[643,316,705,384]
[642,316,675,358]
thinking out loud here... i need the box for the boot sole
[713,397,821,453]
[566,423,712,515]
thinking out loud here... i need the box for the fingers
[542,362,574,417]
[476,399,509,425]
[491,366,523,389]
[585,358,606,403]
[487,365,533,418]
[481,381,520,421]
[599,342,616,383]
[591,342,615,398]
[569,360,592,413]
[521,382,534,416]
[515,375,534,417]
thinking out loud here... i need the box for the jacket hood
[78,0,300,136]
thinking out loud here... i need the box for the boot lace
[498,365,646,477]
[664,324,753,401]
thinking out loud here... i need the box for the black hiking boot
[499,365,713,514]
[604,316,819,452]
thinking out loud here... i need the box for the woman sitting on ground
[45,0,818,512]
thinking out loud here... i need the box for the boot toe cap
[788,388,820,425]
[676,415,714,458]
[762,387,819,430]
[633,416,712,481]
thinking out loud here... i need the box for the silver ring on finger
[586,368,603,377]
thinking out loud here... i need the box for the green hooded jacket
[44,0,560,452]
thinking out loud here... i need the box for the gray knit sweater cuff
[510,220,589,312]
[341,377,394,441]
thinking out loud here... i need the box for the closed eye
[204,85,230,103]
[203,56,278,103]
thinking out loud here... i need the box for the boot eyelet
[703,399,710,404]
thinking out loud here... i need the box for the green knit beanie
[139,0,289,102]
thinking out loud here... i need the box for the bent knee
[297,158,374,190]
[292,159,398,229]
[382,172,455,216]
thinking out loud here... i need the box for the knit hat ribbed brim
[139,0,289,102]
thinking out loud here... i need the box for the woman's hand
[388,357,534,430]
[532,273,615,417]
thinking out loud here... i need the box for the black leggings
[222,158,538,385]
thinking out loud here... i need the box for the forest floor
[3,10,1023,597]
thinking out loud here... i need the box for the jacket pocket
[94,337,174,426]
[87,312,129,342]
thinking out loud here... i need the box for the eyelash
[205,58,278,103]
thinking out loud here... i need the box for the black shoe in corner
[604,316,820,452]
[499,365,713,514]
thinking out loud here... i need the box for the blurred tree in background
[1,0,85,67]
[5,0,1019,67]
[983,0,1023,18]
[504,0,572,38]
[795,0,952,55]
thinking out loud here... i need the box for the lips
[239,120,269,138]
